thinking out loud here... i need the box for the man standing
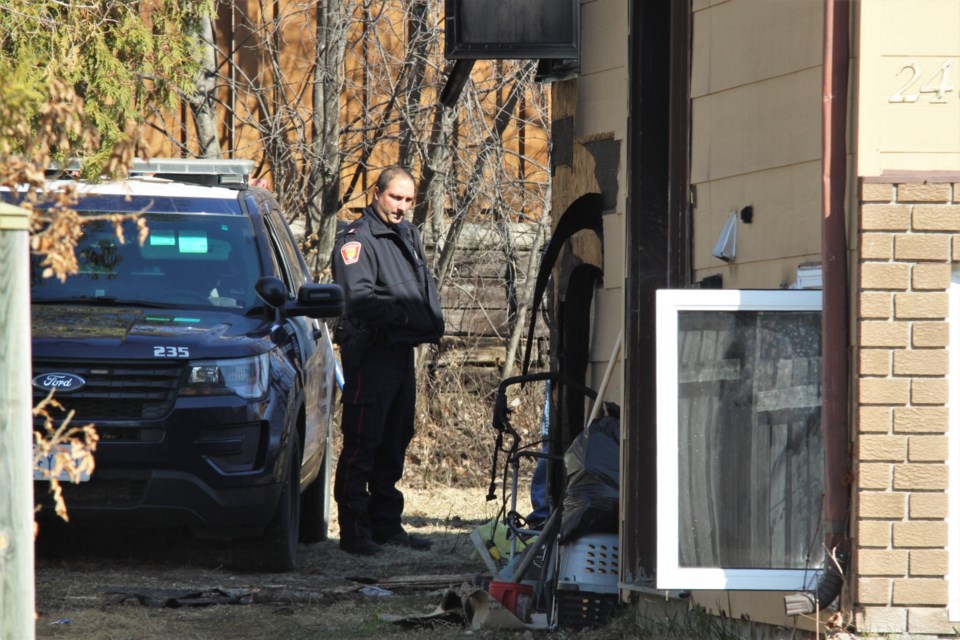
[331,167,445,556]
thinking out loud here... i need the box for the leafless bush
[1,79,145,525]
[406,366,548,489]
[32,394,99,522]
[145,0,558,491]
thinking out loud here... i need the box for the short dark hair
[375,166,415,193]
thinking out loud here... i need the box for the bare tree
[0,0,203,618]
[144,0,554,431]
[307,0,350,275]
[186,12,222,159]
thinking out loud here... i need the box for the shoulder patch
[340,241,362,265]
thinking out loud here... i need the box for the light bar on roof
[131,158,254,177]
[52,158,254,179]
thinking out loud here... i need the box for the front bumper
[35,393,292,537]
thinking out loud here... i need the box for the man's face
[372,177,415,226]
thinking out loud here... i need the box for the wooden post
[0,202,35,640]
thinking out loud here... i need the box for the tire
[231,436,301,572]
[299,440,331,543]
[34,517,71,559]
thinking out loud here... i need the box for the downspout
[820,0,852,570]
[785,0,851,616]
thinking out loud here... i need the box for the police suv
[27,159,342,572]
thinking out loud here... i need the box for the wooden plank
[469,531,502,579]
[769,421,788,567]
[678,394,700,567]
[433,367,501,393]
[441,248,539,280]
[677,395,692,564]
[441,335,508,351]
[374,573,484,588]
[441,283,513,309]
[750,352,771,568]
[786,422,803,565]
[805,415,824,567]
[703,386,721,565]
[437,346,506,368]
[443,260,516,280]
[678,330,698,567]
[678,358,739,384]
[423,222,543,252]
[443,307,511,336]
[0,224,36,636]
[699,327,717,362]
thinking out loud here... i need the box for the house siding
[855,175,960,636]
[689,0,823,290]
[548,0,628,410]
[567,0,960,634]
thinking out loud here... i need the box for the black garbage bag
[559,403,621,543]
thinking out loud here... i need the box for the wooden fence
[293,217,549,380]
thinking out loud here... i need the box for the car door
[262,205,326,472]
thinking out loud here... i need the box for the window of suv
[265,211,308,289]
[30,207,263,311]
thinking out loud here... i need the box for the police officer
[331,166,445,556]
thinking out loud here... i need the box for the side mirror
[290,283,344,319]
[255,276,288,308]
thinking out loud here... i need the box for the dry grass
[407,366,548,489]
[328,361,548,494]
[34,363,563,639]
[35,485,536,640]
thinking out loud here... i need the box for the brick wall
[855,176,960,635]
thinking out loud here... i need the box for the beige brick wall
[855,177,959,632]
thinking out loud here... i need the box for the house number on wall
[889,60,954,103]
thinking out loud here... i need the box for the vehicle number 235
[154,346,190,358]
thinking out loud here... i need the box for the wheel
[34,517,71,559]
[299,432,331,543]
[231,436,301,572]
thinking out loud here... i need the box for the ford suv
[26,159,342,572]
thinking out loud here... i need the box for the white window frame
[947,269,960,621]
[655,288,823,590]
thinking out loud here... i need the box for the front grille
[33,360,184,421]
[36,478,147,507]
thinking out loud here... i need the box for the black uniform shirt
[332,206,444,348]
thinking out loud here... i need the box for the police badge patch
[340,241,362,265]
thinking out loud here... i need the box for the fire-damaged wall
[547,78,623,454]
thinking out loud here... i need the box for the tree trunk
[397,0,430,169]
[415,102,455,253]
[500,205,549,379]
[187,13,222,159]
[307,0,347,278]
[0,209,36,640]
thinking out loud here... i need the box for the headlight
[181,352,270,399]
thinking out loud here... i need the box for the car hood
[31,304,274,360]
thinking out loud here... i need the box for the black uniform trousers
[334,343,416,544]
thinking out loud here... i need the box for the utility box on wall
[444,0,580,60]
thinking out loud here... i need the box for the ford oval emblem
[32,372,87,394]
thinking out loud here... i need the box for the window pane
[31,213,262,310]
[677,310,823,570]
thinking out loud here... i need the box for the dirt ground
[33,482,635,640]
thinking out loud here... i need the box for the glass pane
[31,213,262,310]
[677,310,823,570]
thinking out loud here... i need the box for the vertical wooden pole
[0,203,35,640]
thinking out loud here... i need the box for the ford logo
[32,372,87,394]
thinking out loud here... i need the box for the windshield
[31,211,263,311]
